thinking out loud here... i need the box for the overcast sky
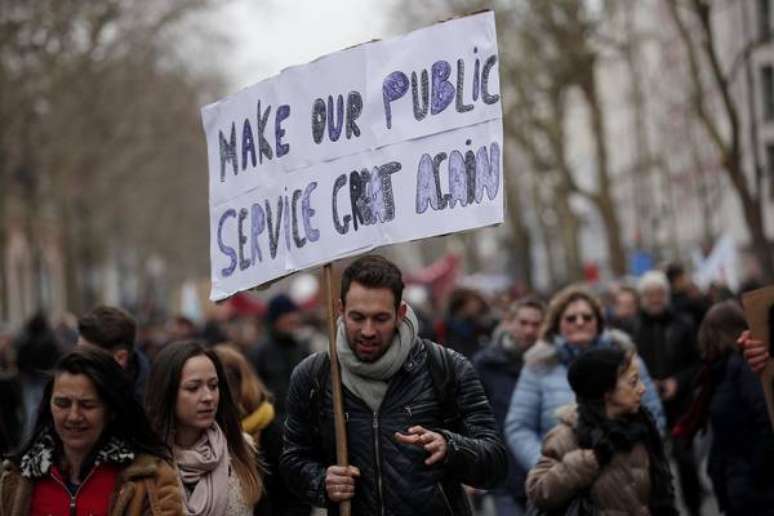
[209,0,403,91]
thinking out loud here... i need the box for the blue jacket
[504,329,666,471]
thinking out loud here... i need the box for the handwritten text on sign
[202,11,503,301]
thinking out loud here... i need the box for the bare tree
[665,0,774,281]
[387,0,639,285]
[0,0,224,316]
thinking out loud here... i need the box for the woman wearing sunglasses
[504,285,665,479]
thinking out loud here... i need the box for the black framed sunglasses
[563,313,594,324]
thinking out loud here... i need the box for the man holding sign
[201,12,507,514]
[280,255,507,515]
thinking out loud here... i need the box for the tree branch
[664,0,731,160]
[691,0,752,201]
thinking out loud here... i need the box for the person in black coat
[14,313,62,444]
[438,287,494,360]
[280,255,506,515]
[248,294,310,422]
[665,262,710,328]
[633,271,702,516]
[676,301,774,515]
[472,297,544,516]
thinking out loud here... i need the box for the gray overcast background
[210,0,403,91]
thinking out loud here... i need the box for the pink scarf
[174,423,230,516]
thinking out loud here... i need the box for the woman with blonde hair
[145,340,262,515]
[213,344,274,441]
[213,343,311,516]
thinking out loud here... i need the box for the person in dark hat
[248,294,310,421]
[527,348,678,515]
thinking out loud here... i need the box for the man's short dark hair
[665,262,685,285]
[508,296,545,319]
[78,305,137,352]
[340,255,404,310]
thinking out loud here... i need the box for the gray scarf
[335,305,419,412]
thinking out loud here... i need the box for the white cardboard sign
[202,11,503,301]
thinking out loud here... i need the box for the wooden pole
[741,285,774,431]
[324,263,351,516]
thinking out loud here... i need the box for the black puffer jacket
[280,340,507,516]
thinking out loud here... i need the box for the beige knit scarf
[174,423,230,516]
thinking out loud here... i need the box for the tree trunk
[60,197,81,315]
[623,4,655,251]
[555,188,584,283]
[689,131,716,250]
[531,179,560,289]
[0,163,6,322]
[504,169,535,288]
[653,155,684,261]
[730,159,773,281]
[77,202,99,310]
[579,65,628,277]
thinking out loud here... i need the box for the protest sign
[202,11,503,301]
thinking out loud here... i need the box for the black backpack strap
[308,352,330,432]
[424,340,461,430]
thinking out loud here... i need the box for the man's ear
[337,299,345,317]
[398,302,407,320]
[113,349,130,369]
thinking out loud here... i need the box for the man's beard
[352,337,386,363]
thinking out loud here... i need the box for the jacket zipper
[437,481,454,515]
[50,467,97,516]
[372,410,385,516]
[405,401,437,417]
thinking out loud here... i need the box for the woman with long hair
[505,285,665,473]
[675,300,774,515]
[0,346,182,515]
[212,344,274,442]
[527,348,677,515]
[213,343,310,516]
[145,340,261,515]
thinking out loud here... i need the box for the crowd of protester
[0,259,771,515]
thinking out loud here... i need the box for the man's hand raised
[325,465,359,502]
[395,425,448,465]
